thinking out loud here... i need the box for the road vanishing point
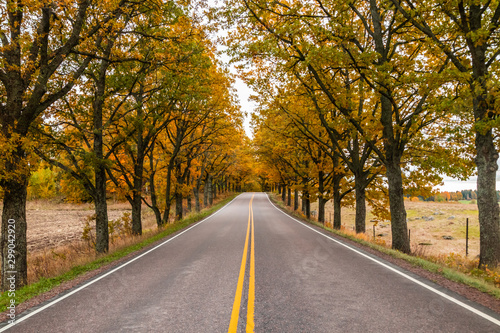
[2,193,500,332]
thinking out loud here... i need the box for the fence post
[466,218,469,257]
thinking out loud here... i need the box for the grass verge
[269,193,500,300]
[0,194,238,313]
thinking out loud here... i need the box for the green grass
[405,209,420,218]
[269,194,500,300]
[461,209,479,215]
[453,226,481,239]
[0,194,237,312]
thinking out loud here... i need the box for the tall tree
[0,0,133,290]
[390,0,500,267]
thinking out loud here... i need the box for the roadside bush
[108,212,132,243]
[82,212,132,248]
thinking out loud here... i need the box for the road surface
[1,192,500,332]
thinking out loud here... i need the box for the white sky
[436,176,500,192]
[232,77,256,138]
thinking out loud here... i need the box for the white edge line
[0,194,242,332]
[265,193,500,327]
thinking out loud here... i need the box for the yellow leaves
[0,130,36,184]
[27,166,57,200]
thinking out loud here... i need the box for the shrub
[82,212,132,248]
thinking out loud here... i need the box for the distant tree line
[408,190,500,202]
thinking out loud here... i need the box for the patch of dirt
[25,201,133,253]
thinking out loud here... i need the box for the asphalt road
[2,192,500,332]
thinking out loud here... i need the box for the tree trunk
[94,168,109,254]
[287,186,291,206]
[174,161,183,221]
[282,185,286,202]
[161,163,173,225]
[131,190,142,236]
[301,181,311,219]
[354,174,367,234]
[371,0,410,253]
[380,89,410,252]
[386,158,410,253]
[475,106,500,267]
[208,176,213,205]
[1,174,28,291]
[302,191,306,214]
[294,188,299,211]
[94,123,109,253]
[194,186,201,212]
[175,192,183,221]
[131,86,145,235]
[333,178,342,230]
[187,195,192,212]
[212,181,217,201]
[0,0,94,291]
[148,150,163,227]
[318,170,325,223]
[93,51,110,254]
[131,154,144,235]
[203,178,209,207]
[305,192,310,219]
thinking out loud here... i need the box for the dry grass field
[310,199,479,258]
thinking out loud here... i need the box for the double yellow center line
[228,194,255,333]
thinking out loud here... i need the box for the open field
[7,200,157,253]
[310,199,479,258]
